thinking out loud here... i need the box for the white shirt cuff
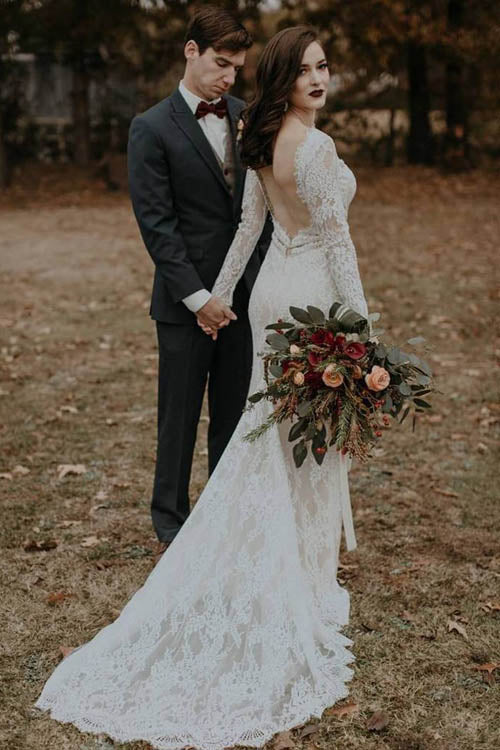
[182,289,212,313]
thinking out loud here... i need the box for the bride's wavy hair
[240,26,320,169]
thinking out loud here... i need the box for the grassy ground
[0,164,499,750]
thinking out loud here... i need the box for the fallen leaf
[0,472,13,480]
[94,490,108,501]
[90,504,109,515]
[13,464,30,475]
[366,710,389,731]
[298,724,319,739]
[47,592,73,606]
[112,480,130,489]
[59,405,78,414]
[23,538,57,552]
[325,700,358,718]
[447,619,468,640]
[57,464,87,480]
[57,519,82,528]
[480,600,500,613]
[80,535,108,547]
[59,646,76,659]
[433,487,459,498]
[471,662,499,675]
[274,731,295,750]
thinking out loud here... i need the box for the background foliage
[0,0,499,188]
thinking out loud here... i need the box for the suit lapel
[170,88,230,197]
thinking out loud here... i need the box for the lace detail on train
[34,128,366,750]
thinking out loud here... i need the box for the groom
[128,5,270,551]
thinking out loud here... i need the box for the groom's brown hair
[185,4,253,54]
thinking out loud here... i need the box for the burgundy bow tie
[195,99,228,120]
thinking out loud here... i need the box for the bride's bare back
[258,119,312,240]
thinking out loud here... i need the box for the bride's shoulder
[309,128,338,154]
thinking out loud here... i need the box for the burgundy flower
[324,331,337,349]
[310,330,327,346]
[304,371,323,388]
[307,351,324,367]
[343,341,366,360]
[334,334,346,350]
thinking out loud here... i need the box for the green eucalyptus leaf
[293,440,308,468]
[375,344,387,359]
[414,388,432,396]
[288,418,308,442]
[414,357,432,377]
[407,336,426,346]
[265,322,295,331]
[415,372,431,386]
[248,392,263,404]
[269,364,283,378]
[266,332,290,351]
[400,406,410,424]
[305,421,316,440]
[398,382,412,396]
[387,347,402,364]
[289,306,312,324]
[307,305,326,324]
[297,401,312,417]
[413,397,431,409]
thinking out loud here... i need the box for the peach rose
[293,371,305,386]
[364,365,390,391]
[322,364,344,388]
[289,344,301,355]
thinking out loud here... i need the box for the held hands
[196,296,237,340]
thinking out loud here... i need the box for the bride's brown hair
[240,26,320,170]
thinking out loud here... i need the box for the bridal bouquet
[244,302,434,467]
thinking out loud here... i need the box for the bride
[35,26,369,750]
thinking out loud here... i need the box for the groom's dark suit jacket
[128,88,270,325]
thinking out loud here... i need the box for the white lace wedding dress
[35,127,368,750]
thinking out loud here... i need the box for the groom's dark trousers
[128,89,271,543]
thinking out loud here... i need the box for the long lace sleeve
[212,168,267,306]
[296,133,368,318]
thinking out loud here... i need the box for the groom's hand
[197,297,237,330]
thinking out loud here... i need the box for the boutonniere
[236,118,244,144]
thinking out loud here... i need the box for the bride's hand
[197,317,219,340]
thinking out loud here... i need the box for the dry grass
[0,163,499,750]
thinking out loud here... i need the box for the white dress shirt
[178,80,231,314]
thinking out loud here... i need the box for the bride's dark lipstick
[309,89,324,97]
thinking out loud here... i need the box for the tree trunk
[71,64,91,165]
[406,41,434,164]
[385,108,396,167]
[0,108,9,190]
[444,0,469,168]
